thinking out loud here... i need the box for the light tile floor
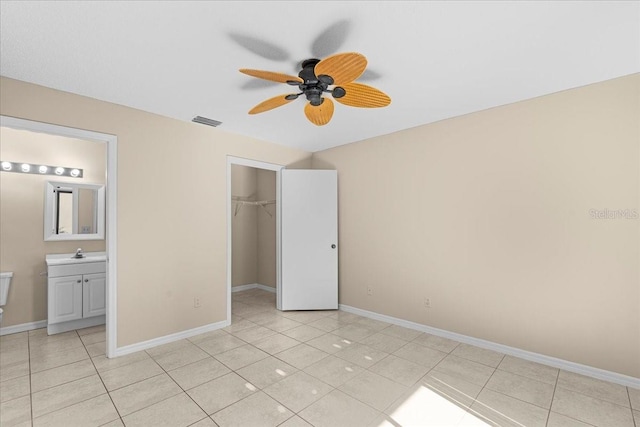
[1,288,638,426]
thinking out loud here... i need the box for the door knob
[85,279,89,282]
[331,244,336,249]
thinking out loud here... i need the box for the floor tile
[472,388,549,427]
[187,372,257,415]
[32,393,118,427]
[259,316,303,333]
[633,410,639,425]
[145,339,193,358]
[353,317,391,332]
[211,391,293,427]
[235,356,297,389]
[629,387,640,410]
[243,311,285,326]
[281,311,332,324]
[0,374,30,403]
[392,342,447,369]
[282,325,325,342]
[433,354,495,387]
[109,373,181,416]
[307,316,343,332]
[450,343,505,368]
[196,334,247,356]
[264,371,333,412]
[76,324,105,336]
[79,331,105,346]
[91,351,150,373]
[497,355,558,385]
[485,369,555,409]
[279,416,313,427]
[306,333,354,354]
[0,359,30,382]
[332,324,378,341]
[214,344,268,370]
[361,332,408,354]
[339,370,407,411]
[369,354,429,387]
[303,355,364,387]
[251,333,299,355]
[168,357,231,390]
[31,374,106,418]
[99,357,163,391]
[122,392,207,427]
[84,341,105,358]
[334,343,388,368]
[412,333,460,353]
[30,345,89,373]
[299,389,380,427]
[224,319,259,334]
[231,325,277,343]
[275,344,329,369]
[378,325,422,341]
[384,382,472,426]
[188,329,229,345]
[419,370,483,408]
[324,311,362,324]
[551,387,634,427]
[189,417,218,427]
[547,411,594,426]
[557,370,630,407]
[0,395,31,427]
[101,418,125,427]
[151,343,209,371]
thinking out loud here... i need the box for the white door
[83,273,106,318]
[281,169,338,310]
[48,275,83,324]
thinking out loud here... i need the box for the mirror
[44,181,105,241]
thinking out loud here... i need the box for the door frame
[0,115,118,357]
[226,156,284,321]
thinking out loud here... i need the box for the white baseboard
[339,304,640,389]
[0,319,47,336]
[114,319,230,357]
[232,283,276,294]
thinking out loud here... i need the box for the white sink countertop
[46,251,107,266]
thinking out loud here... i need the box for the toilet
[0,272,13,325]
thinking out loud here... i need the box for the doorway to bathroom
[227,157,282,321]
[0,116,117,358]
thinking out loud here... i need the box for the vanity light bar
[0,161,83,178]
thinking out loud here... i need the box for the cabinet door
[48,275,83,324]
[83,273,106,318]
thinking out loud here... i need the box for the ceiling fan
[239,52,391,126]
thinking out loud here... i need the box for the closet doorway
[226,157,283,321]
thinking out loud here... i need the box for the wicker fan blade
[240,69,302,84]
[304,98,334,126]
[248,94,296,114]
[334,82,391,108]
[314,52,367,85]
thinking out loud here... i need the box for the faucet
[73,248,84,258]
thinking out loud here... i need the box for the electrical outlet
[424,297,431,309]
[194,297,201,308]
[367,286,373,296]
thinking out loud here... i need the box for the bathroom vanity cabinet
[46,252,106,335]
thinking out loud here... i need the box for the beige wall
[231,165,257,286]
[256,169,276,288]
[0,77,312,346]
[230,166,276,289]
[0,128,106,327]
[313,74,640,378]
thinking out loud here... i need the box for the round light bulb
[21,163,31,172]
[1,161,11,171]
[39,165,48,174]
[55,167,64,175]
[70,169,80,177]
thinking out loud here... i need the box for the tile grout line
[629,386,638,427]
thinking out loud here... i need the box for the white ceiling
[1,1,638,152]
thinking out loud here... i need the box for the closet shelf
[232,196,276,217]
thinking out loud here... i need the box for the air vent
[192,116,222,127]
